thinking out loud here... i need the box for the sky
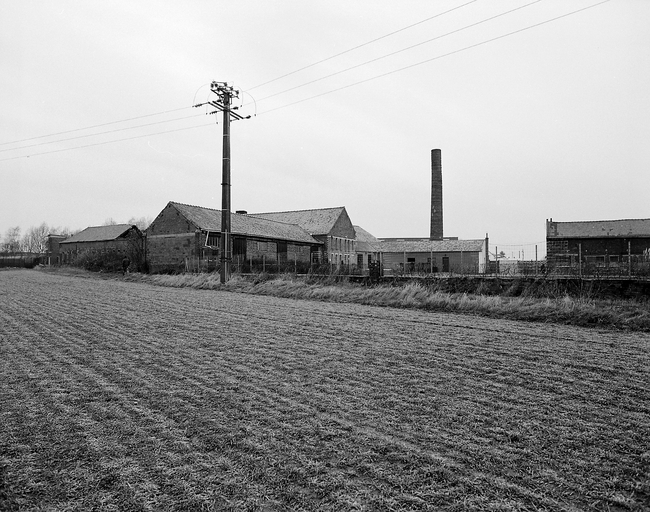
[1,0,649,256]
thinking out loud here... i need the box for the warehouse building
[546,218,650,271]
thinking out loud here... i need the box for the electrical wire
[0,123,214,162]
[1,2,475,148]
[0,114,205,154]
[0,1,609,161]
[254,0,542,104]
[258,0,610,116]
[0,106,193,147]
[248,0,478,91]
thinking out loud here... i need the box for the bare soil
[1,270,648,511]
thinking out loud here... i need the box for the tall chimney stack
[430,148,443,240]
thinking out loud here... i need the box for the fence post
[579,243,582,278]
[628,241,632,278]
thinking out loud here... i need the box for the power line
[254,0,542,104]
[0,114,204,154]
[248,0,478,91]
[0,123,214,162]
[0,106,193,147]
[0,3,474,149]
[259,0,610,116]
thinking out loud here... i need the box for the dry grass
[139,272,650,332]
[1,269,649,511]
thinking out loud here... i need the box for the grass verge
[112,271,650,332]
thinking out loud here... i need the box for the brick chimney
[430,149,443,240]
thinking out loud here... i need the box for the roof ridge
[554,218,650,224]
[251,206,345,215]
[82,223,133,229]
[172,201,309,227]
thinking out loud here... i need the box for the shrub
[72,249,125,272]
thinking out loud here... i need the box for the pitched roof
[547,219,650,238]
[170,202,321,244]
[60,224,137,244]
[378,239,485,253]
[354,225,380,252]
[249,207,346,236]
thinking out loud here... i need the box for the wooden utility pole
[197,81,250,283]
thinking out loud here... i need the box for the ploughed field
[1,270,648,511]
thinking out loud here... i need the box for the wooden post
[579,243,582,278]
[628,241,632,278]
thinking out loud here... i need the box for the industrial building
[546,218,650,271]
[377,149,490,274]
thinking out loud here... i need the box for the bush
[72,249,125,272]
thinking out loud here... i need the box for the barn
[59,224,143,266]
[145,201,322,273]
[546,218,650,272]
[378,238,489,274]
[249,207,359,266]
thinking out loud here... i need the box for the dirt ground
[1,269,648,511]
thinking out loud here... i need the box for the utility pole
[196,81,250,283]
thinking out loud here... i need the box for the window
[206,233,220,247]
[585,255,606,266]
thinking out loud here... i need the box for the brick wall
[147,203,196,236]
[146,233,198,272]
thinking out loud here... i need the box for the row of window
[206,237,313,254]
[330,236,354,253]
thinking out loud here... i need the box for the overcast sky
[1,0,648,255]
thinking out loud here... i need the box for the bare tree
[103,218,117,226]
[127,216,153,231]
[22,223,51,253]
[53,226,76,238]
[2,226,22,253]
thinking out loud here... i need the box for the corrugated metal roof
[548,219,650,238]
[170,202,321,244]
[249,207,346,235]
[60,224,135,244]
[378,239,485,253]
